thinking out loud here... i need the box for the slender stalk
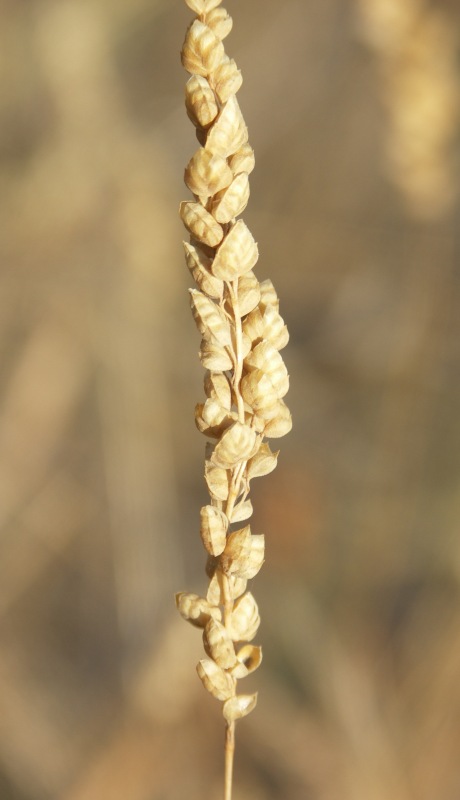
[224,721,235,800]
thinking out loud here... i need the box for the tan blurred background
[1,0,460,798]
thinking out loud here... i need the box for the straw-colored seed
[211,421,258,469]
[199,338,233,371]
[204,370,232,410]
[206,7,233,41]
[241,369,279,413]
[223,693,258,723]
[205,95,248,159]
[200,505,228,556]
[263,399,293,438]
[259,279,279,311]
[245,341,289,398]
[185,0,222,13]
[190,289,232,346]
[175,592,222,627]
[212,220,258,281]
[229,592,260,641]
[185,75,219,129]
[183,241,223,300]
[203,618,238,669]
[204,459,230,501]
[237,271,260,315]
[222,527,265,579]
[182,20,225,77]
[230,498,253,523]
[197,658,235,701]
[211,172,250,223]
[247,443,279,480]
[180,201,224,247]
[229,143,255,176]
[185,148,233,198]
[212,57,243,104]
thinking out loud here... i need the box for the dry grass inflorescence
[175,0,291,796]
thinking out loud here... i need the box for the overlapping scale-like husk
[177,0,291,734]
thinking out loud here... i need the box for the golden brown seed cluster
[176,0,292,726]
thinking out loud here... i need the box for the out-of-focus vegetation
[0,1,459,798]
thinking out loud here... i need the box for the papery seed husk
[259,279,279,311]
[185,75,219,129]
[200,504,228,556]
[241,369,279,412]
[230,592,260,641]
[223,693,258,723]
[212,58,243,105]
[197,658,235,701]
[247,443,279,479]
[205,459,230,500]
[185,148,233,198]
[180,201,224,247]
[236,644,262,674]
[181,20,225,77]
[237,271,260,315]
[211,172,250,223]
[207,571,223,606]
[205,95,248,159]
[190,289,232,346]
[263,399,293,438]
[229,143,255,176]
[261,304,290,350]
[175,592,222,627]
[212,220,258,281]
[204,371,232,409]
[244,341,289,398]
[211,421,258,469]
[184,241,223,300]
[222,526,265,580]
[228,574,248,600]
[195,398,236,438]
[203,618,237,669]
[199,338,233,371]
[206,7,233,40]
[231,498,253,523]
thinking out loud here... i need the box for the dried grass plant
[356,0,459,219]
[175,1,291,797]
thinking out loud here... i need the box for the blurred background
[0,0,459,798]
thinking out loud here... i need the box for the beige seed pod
[199,338,233,372]
[185,75,219,129]
[263,399,293,438]
[212,57,243,105]
[222,526,265,580]
[203,618,237,669]
[229,592,260,641]
[211,172,250,223]
[211,421,258,469]
[181,20,225,78]
[197,658,235,701]
[259,278,279,311]
[206,7,233,40]
[195,398,236,438]
[235,644,263,675]
[205,459,230,501]
[180,201,224,247]
[185,148,233,198]
[243,304,289,351]
[241,369,279,413]
[190,289,232,346]
[175,592,222,627]
[212,220,258,281]
[245,341,289,398]
[204,370,232,410]
[200,505,228,556]
[229,143,255,176]
[184,241,223,300]
[223,693,258,723]
[247,442,279,480]
[237,271,260,316]
[205,96,248,159]
[185,0,222,12]
[207,572,247,605]
[231,498,253,523]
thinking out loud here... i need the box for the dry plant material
[356,0,459,220]
[176,2,291,797]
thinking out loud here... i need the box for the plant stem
[224,720,235,800]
